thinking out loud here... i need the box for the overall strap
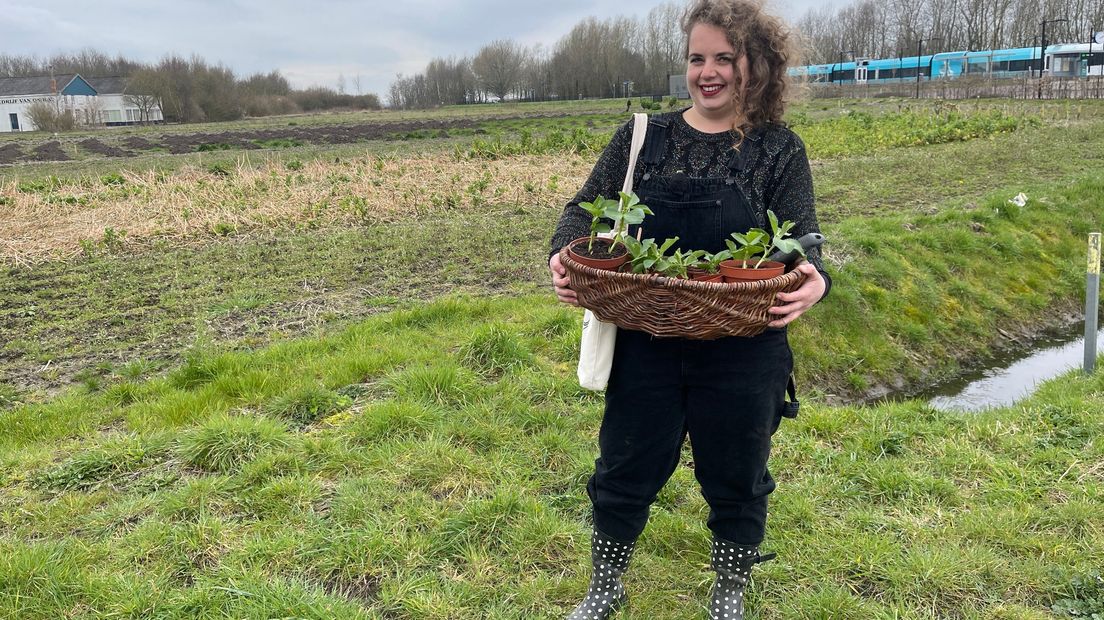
[781,373,800,419]
[639,116,671,180]
[724,127,764,181]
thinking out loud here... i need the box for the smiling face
[686,22,747,124]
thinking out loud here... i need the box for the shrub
[24,101,76,132]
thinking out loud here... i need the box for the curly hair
[682,0,798,130]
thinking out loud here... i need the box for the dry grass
[0,153,593,264]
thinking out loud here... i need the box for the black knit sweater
[549,109,831,298]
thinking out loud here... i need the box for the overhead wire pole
[1088,26,1101,80]
[1038,17,1069,98]
[839,49,855,91]
[915,37,942,98]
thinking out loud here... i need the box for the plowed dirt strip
[0,154,593,264]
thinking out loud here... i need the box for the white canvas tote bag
[577,112,649,391]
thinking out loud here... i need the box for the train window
[1051,56,1077,74]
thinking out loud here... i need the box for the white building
[0,73,163,133]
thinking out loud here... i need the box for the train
[791,42,1104,84]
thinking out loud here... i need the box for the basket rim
[558,246,803,291]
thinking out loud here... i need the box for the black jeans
[587,327,793,545]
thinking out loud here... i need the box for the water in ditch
[923,322,1104,412]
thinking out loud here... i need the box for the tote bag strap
[622,113,648,194]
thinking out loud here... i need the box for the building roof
[87,76,128,95]
[0,73,131,97]
[0,73,136,97]
[0,74,77,97]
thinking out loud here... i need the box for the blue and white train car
[790,43,1100,85]
[1046,43,1104,76]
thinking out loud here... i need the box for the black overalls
[586,117,798,546]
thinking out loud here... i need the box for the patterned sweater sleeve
[548,119,635,259]
[766,132,833,300]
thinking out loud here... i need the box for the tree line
[388,3,685,109]
[389,0,1095,109]
[796,0,1101,65]
[0,50,381,123]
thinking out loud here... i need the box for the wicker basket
[560,247,806,339]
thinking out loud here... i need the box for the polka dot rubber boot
[565,529,635,620]
[708,538,775,620]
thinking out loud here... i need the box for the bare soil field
[2,111,588,164]
[29,142,70,162]
[0,144,22,165]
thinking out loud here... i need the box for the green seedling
[611,191,653,252]
[724,210,804,268]
[624,236,679,274]
[724,228,771,268]
[658,248,706,279]
[624,236,704,278]
[695,250,731,274]
[766,209,806,262]
[577,195,618,253]
[578,191,653,253]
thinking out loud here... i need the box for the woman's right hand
[549,253,578,306]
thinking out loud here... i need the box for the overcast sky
[1,0,826,97]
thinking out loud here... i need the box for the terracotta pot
[718,259,785,282]
[567,236,629,271]
[688,268,724,283]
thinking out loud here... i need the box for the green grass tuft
[263,386,353,427]
[176,413,292,473]
[384,363,481,409]
[457,323,535,377]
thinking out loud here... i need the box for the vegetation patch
[31,434,170,492]
[262,386,354,427]
[176,412,292,473]
[794,108,1039,158]
[0,153,591,263]
[253,138,304,149]
[0,293,1100,618]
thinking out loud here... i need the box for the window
[104,109,123,123]
[1048,56,1078,74]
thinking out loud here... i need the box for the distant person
[625,98,632,112]
[548,0,830,618]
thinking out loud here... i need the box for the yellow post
[1086,233,1101,374]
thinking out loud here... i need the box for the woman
[547,1,830,618]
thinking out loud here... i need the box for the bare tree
[643,1,687,90]
[472,39,526,101]
[796,6,845,64]
[520,45,551,101]
[123,69,163,123]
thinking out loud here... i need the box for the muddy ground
[1,112,578,164]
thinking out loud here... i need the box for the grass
[1,97,1104,618]
[2,103,1103,405]
[0,295,1100,618]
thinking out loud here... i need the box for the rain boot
[566,528,635,620]
[708,538,775,620]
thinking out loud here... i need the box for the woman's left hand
[767,262,825,328]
